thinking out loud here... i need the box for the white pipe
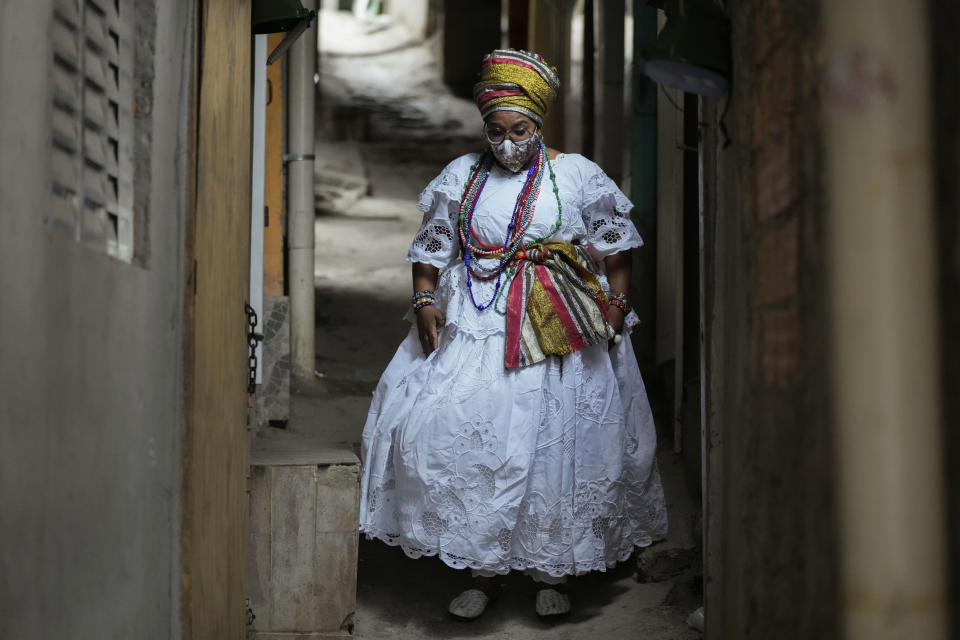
[250,34,267,385]
[823,2,947,638]
[288,0,317,380]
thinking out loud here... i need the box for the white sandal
[535,588,571,617]
[448,588,490,620]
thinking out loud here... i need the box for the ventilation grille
[50,0,134,262]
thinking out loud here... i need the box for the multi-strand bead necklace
[458,142,563,311]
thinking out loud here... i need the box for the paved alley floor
[291,10,702,639]
[354,538,698,640]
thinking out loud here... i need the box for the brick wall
[704,1,839,637]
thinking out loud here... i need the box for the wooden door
[181,1,252,638]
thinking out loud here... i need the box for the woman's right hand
[416,305,446,355]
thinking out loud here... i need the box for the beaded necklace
[458,142,564,311]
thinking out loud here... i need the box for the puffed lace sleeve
[574,155,643,260]
[406,154,475,268]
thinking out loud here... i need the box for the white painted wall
[0,1,193,638]
[385,0,431,41]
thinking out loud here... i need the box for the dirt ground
[289,10,703,639]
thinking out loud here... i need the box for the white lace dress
[359,152,668,579]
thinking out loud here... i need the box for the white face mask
[490,134,540,173]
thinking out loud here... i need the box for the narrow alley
[4,1,958,639]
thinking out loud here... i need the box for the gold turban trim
[473,49,560,126]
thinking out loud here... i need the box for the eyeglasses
[483,124,537,144]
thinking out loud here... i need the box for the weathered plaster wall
[704,1,839,637]
[0,2,193,638]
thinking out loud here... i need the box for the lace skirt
[358,319,668,578]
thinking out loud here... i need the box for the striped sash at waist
[504,243,614,369]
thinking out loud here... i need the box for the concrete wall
[0,2,193,638]
[703,1,839,637]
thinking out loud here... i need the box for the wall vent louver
[49,0,134,262]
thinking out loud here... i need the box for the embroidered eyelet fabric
[406,153,644,339]
[360,152,667,578]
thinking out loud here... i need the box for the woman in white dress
[359,49,667,620]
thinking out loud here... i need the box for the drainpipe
[287,0,317,380]
[823,2,947,638]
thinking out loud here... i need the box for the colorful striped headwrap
[473,49,560,127]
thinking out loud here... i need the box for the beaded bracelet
[412,289,436,312]
[608,292,630,315]
[414,299,435,312]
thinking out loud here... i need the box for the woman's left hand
[608,306,625,350]
[603,252,631,351]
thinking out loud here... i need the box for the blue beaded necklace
[458,143,564,312]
